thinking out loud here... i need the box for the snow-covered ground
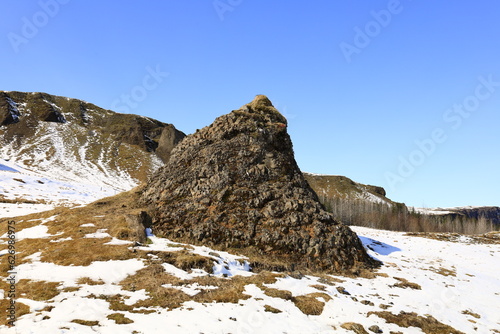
[0,219,498,333]
[0,158,126,218]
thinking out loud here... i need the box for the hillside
[0,91,184,213]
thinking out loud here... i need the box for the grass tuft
[368,311,465,334]
[107,313,134,324]
[291,293,329,316]
[264,305,282,313]
[71,319,100,326]
[392,277,422,290]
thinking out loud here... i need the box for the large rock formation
[142,95,376,272]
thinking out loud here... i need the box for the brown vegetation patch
[462,309,481,319]
[120,263,281,311]
[392,277,422,290]
[192,277,252,304]
[0,300,30,326]
[264,305,282,313]
[107,313,134,324]
[91,294,133,312]
[291,294,327,315]
[368,311,465,334]
[429,266,456,277]
[40,238,132,266]
[309,284,327,291]
[17,279,61,301]
[71,319,100,326]
[263,287,293,300]
[316,274,345,285]
[150,250,214,273]
[0,194,45,204]
[340,322,369,334]
[76,277,106,285]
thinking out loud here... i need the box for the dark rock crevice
[0,94,21,125]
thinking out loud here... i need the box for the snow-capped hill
[0,91,185,214]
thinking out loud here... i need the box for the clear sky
[1,0,499,208]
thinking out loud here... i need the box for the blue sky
[1,0,499,208]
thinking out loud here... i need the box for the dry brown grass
[316,274,345,285]
[107,313,134,324]
[193,277,251,304]
[309,284,327,291]
[0,195,45,204]
[428,266,457,277]
[16,279,61,301]
[119,262,282,311]
[76,277,105,285]
[368,311,465,334]
[134,287,190,311]
[0,299,30,326]
[340,322,369,334]
[461,309,481,319]
[71,319,100,326]
[291,293,331,315]
[392,277,422,290]
[91,294,133,312]
[262,285,331,315]
[0,189,146,275]
[263,287,293,300]
[118,263,190,310]
[263,305,282,313]
[41,239,133,266]
[150,250,214,273]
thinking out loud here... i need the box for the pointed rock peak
[249,94,274,108]
[236,95,287,125]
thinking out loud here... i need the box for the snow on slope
[1,121,141,189]
[0,223,498,333]
[0,119,163,217]
[0,158,124,218]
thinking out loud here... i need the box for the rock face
[142,95,376,272]
[442,207,500,225]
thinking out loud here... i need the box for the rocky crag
[142,95,377,272]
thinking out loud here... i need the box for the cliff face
[443,207,500,225]
[142,95,376,272]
